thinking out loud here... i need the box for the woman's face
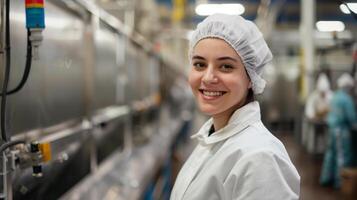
[189,38,251,118]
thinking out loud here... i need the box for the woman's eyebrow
[217,56,238,62]
[192,55,205,60]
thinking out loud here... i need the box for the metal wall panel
[125,42,140,102]
[148,56,160,95]
[92,22,119,110]
[137,50,150,98]
[7,1,86,135]
[0,1,186,199]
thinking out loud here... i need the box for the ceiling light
[316,21,345,32]
[340,3,357,14]
[195,4,245,16]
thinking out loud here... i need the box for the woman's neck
[212,94,251,131]
[212,104,240,131]
[212,114,231,131]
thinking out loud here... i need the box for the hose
[0,140,25,154]
[0,29,32,96]
[1,0,11,141]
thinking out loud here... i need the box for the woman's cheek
[188,72,199,89]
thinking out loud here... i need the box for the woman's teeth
[202,90,225,96]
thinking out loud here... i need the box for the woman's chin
[198,105,221,116]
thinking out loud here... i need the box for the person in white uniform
[305,73,333,121]
[303,73,333,153]
[170,14,300,200]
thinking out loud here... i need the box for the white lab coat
[304,73,333,120]
[305,91,333,120]
[170,101,300,200]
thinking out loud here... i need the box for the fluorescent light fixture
[316,21,345,32]
[339,3,357,14]
[195,4,245,16]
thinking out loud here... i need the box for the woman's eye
[193,62,205,70]
[220,64,234,72]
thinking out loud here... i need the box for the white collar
[191,101,261,146]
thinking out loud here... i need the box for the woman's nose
[202,67,218,84]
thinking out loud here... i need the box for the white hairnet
[337,73,354,89]
[316,73,331,92]
[188,14,273,94]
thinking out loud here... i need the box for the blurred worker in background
[305,73,333,122]
[170,14,300,200]
[320,73,357,188]
[303,73,333,153]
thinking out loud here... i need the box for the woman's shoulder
[218,121,291,162]
[224,144,300,200]
[220,123,299,177]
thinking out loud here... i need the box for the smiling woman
[170,14,300,200]
[189,38,251,130]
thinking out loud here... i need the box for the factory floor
[276,132,346,200]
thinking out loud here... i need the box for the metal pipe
[1,152,7,200]
[300,0,316,99]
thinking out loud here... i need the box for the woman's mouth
[199,89,227,100]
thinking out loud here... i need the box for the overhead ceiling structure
[153,0,356,54]
[94,0,356,41]
[95,0,356,62]
[155,0,356,29]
